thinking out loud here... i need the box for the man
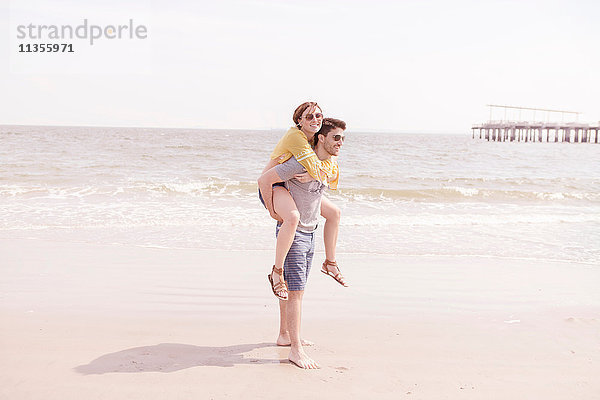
[258,118,347,369]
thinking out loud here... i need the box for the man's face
[297,106,323,135]
[323,127,344,156]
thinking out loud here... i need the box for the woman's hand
[294,172,314,183]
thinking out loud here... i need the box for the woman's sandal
[268,265,288,301]
[321,260,348,287]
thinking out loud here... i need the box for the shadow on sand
[74,342,280,374]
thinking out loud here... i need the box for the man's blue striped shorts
[276,225,315,291]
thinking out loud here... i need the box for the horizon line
[0,122,468,135]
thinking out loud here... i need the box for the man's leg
[277,298,289,343]
[287,232,318,368]
[276,230,313,347]
[277,231,318,367]
[286,290,319,369]
[277,298,314,346]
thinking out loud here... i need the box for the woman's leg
[270,187,300,297]
[319,197,347,286]
[320,195,341,262]
[273,186,300,268]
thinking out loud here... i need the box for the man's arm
[258,166,284,222]
[261,157,279,174]
[258,157,306,221]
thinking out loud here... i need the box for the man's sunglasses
[304,113,323,121]
[332,134,345,142]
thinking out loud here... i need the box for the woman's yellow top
[270,127,339,189]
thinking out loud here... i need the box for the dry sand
[1,238,599,399]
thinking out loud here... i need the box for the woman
[259,102,347,300]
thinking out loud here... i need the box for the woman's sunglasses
[304,113,323,121]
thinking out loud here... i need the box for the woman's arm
[271,128,327,181]
[284,132,323,181]
[293,171,314,183]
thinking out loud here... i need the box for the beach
[1,125,599,398]
[2,238,599,399]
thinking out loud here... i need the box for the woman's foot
[321,260,348,287]
[268,266,288,300]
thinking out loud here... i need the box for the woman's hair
[313,118,346,147]
[293,101,321,128]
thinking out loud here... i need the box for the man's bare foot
[276,332,314,346]
[288,348,320,369]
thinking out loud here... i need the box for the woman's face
[297,105,323,136]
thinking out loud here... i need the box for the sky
[1,0,599,133]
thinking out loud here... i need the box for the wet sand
[1,239,599,399]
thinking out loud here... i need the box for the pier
[472,105,599,143]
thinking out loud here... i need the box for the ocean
[1,125,599,264]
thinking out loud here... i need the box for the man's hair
[293,101,321,128]
[313,117,346,147]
